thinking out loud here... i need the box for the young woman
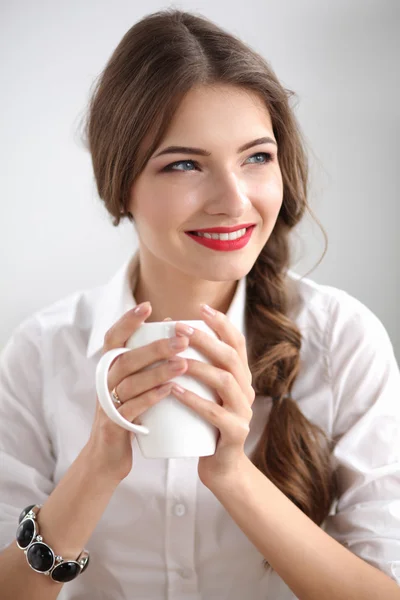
[0,8,399,600]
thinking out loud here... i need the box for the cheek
[256,171,284,212]
[149,178,202,218]
[135,190,195,235]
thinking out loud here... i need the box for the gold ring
[111,387,122,407]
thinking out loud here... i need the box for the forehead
[164,84,273,138]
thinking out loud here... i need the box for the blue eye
[247,152,273,165]
[162,159,198,172]
[162,152,274,172]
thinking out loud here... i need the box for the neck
[132,254,239,322]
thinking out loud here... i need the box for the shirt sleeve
[0,316,55,551]
[322,290,400,585]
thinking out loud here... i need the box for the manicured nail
[168,358,186,371]
[133,302,150,315]
[157,383,172,395]
[175,323,194,337]
[172,383,185,395]
[200,303,216,317]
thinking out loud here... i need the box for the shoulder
[3,284,103,358]
[286,269,391,351]
[286,270,398,435]
[33,286,100,331]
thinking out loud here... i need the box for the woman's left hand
[170,304,255,489]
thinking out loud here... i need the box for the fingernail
[157,383,172,395]
[175,323,194,337]
[168,357,186,371]
[172,383,185,395]
[200,303,216,317]
[133,302,150,315]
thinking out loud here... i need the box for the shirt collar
[86,250,246,358]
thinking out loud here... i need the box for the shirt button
[173,503,186,517]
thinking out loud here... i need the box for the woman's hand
[88,306,190,484]
[171,304,255,488]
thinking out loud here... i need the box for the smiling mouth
[184,225,256,251]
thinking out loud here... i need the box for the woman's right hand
[86,301,189,483]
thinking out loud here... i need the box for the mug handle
[95,348,150,435]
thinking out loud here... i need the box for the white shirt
[1,251,399,599]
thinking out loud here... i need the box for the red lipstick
[185,225,256,252]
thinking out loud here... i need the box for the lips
[185,225,256,251]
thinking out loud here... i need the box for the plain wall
[1,0,399,360]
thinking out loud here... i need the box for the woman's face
[128,84,283,282]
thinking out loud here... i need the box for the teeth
[194,228,247,240]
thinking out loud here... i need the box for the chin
[190,256,256,282]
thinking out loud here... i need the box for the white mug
[95,320,219,459]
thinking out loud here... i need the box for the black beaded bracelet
[15,504,90,583]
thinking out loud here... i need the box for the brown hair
[82,8,337,564]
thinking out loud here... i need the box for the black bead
[27,542,54,572]
[80,554,90,574]
[16,518,35,549]
[18,505,36,524]
[51,561,80,583]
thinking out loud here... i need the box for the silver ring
[111,387,122,407]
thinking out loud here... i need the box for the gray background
[1,0,399,360]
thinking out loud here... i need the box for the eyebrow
[151,136,277,159]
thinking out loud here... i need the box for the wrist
[80,442,124,489]
[204,454,254,496]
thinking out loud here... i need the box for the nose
[205,171,251,217]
